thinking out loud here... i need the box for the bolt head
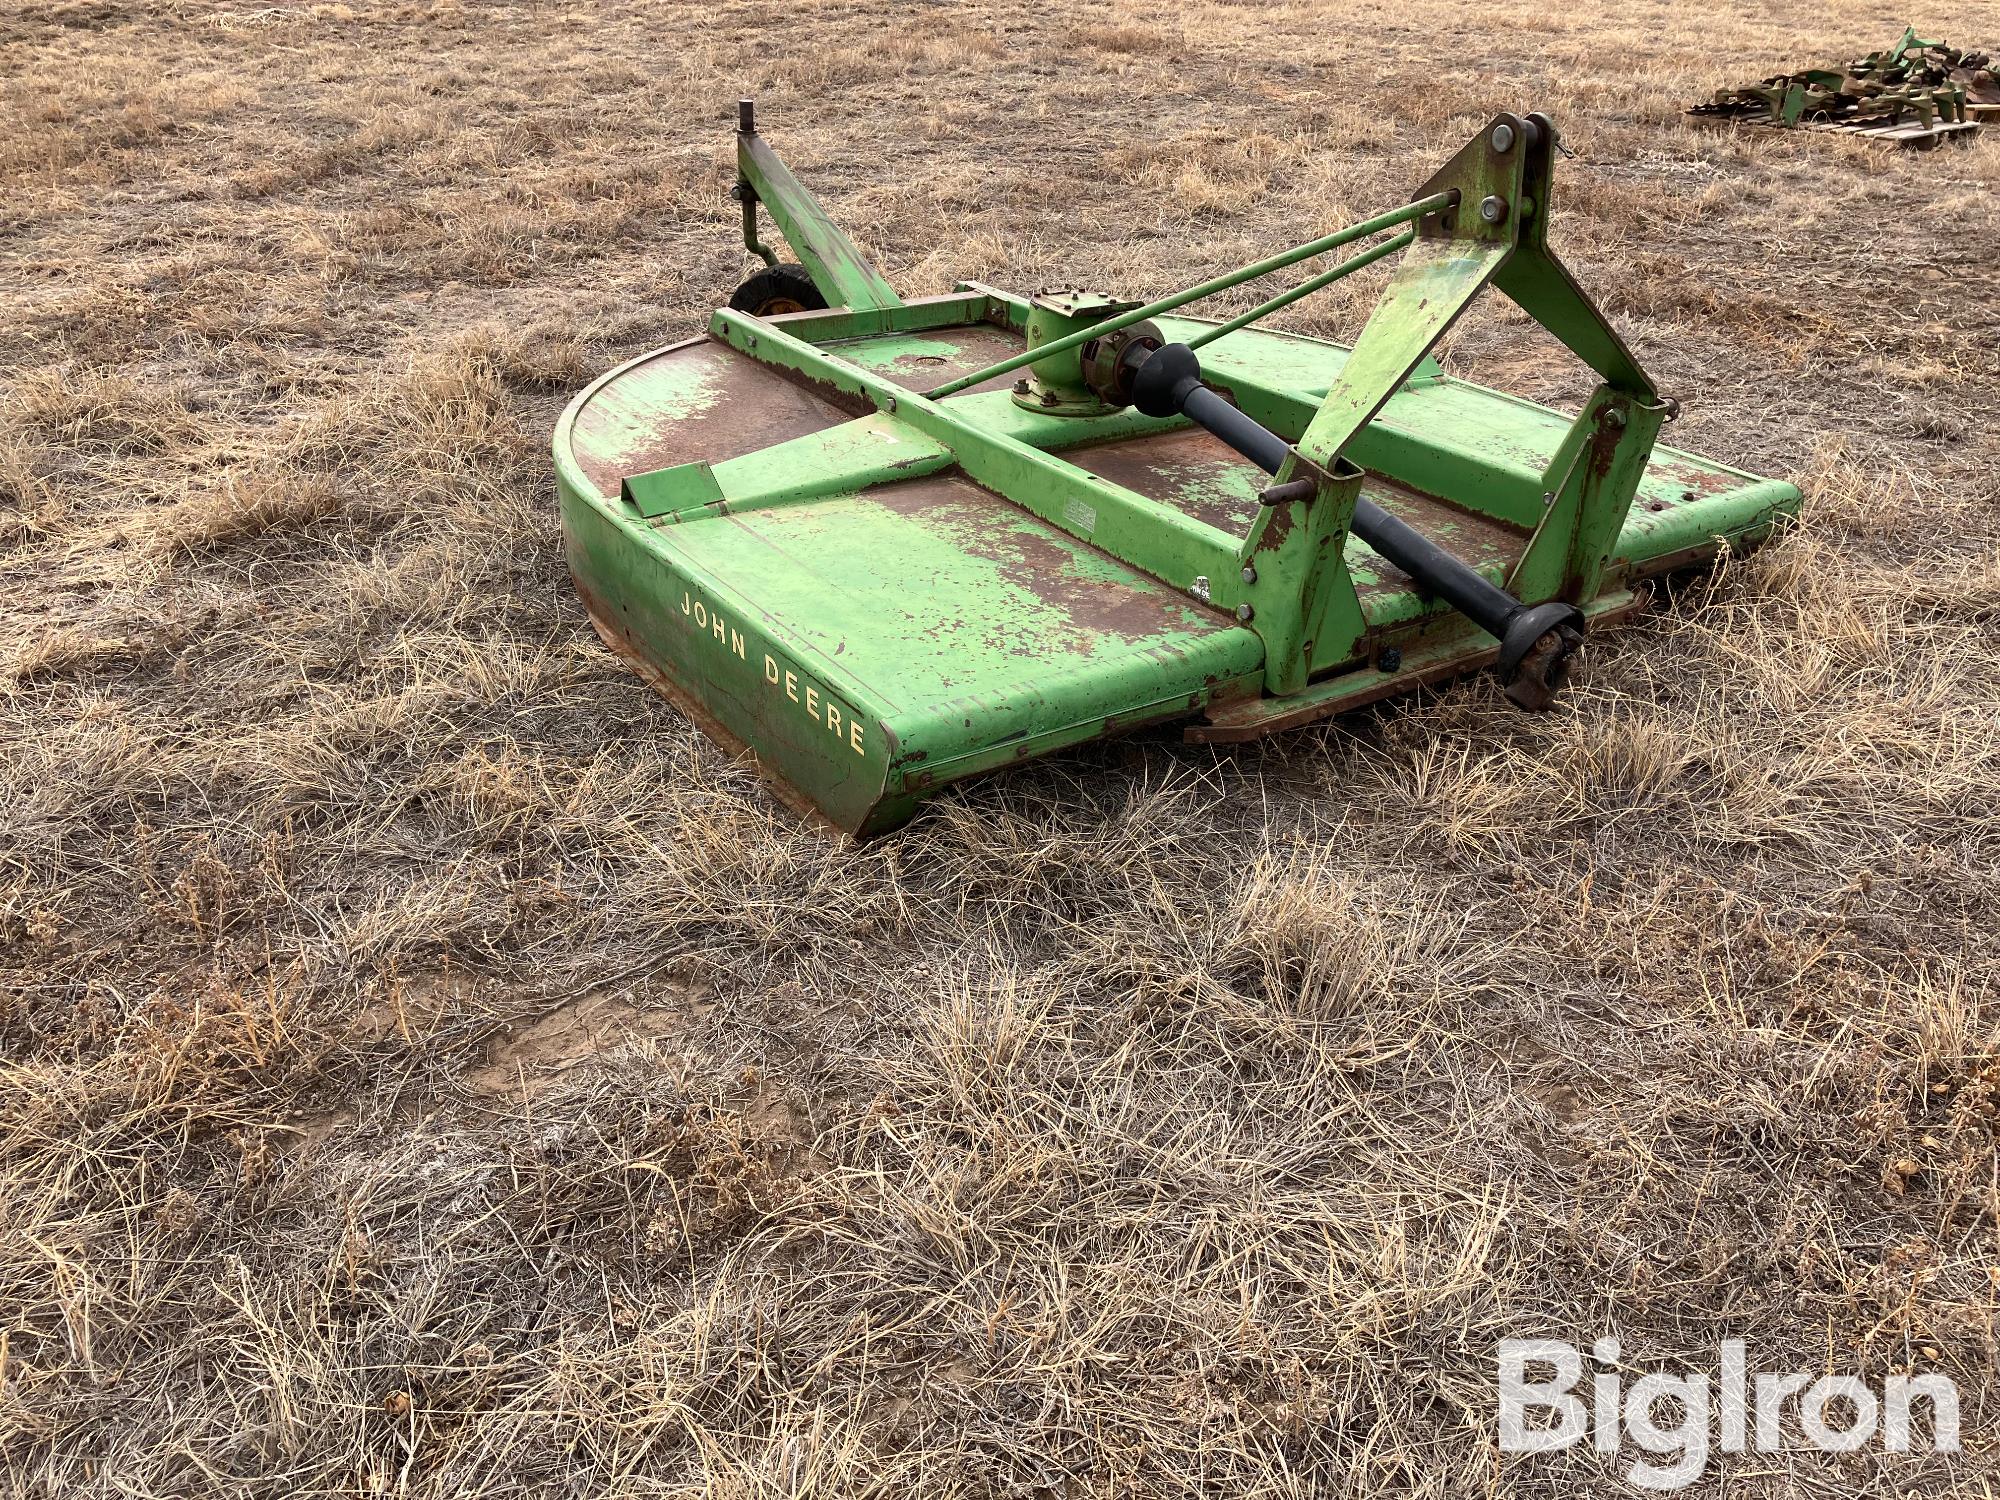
[1235,603,1255,623]
[1240,564,1257,584]
[1479,195,1507,225]
[1491,122,1516,152]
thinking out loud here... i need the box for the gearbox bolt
[1241,564,1257,584]
[1479,195,1507,225]
[1235,603,1255,623]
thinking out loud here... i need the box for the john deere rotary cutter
[554,105,1798,837]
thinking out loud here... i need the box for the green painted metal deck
[555,313,1795,834]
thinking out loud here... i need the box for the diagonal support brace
[735,99,902,313]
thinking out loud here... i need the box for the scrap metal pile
[1691,27,1997,145]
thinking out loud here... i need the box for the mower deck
[556,303,1793,835]
[556,106,1800,835]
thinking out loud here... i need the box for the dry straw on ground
[2,0,1997,1495]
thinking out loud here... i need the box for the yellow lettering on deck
[722,634,868,760]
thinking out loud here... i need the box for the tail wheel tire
[728,264,828,317]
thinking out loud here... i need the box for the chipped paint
[555,272,1796,835]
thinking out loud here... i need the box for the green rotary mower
[553,103,1798,836]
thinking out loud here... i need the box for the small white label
[1191,575,1211,603]
[1063,498,1097,534]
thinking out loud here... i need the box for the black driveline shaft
[1133,343,1524,642]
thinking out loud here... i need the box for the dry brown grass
[3,0,1999,1495]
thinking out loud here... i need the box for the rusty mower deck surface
[555,106,1799,837]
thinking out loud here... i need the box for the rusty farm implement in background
[1690,26,1995,145]
[553,104,1799,837]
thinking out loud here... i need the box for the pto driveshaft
[1127,343,1585,709]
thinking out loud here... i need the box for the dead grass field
[3,0,1999,1494]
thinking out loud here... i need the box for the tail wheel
[728,264,828,317]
